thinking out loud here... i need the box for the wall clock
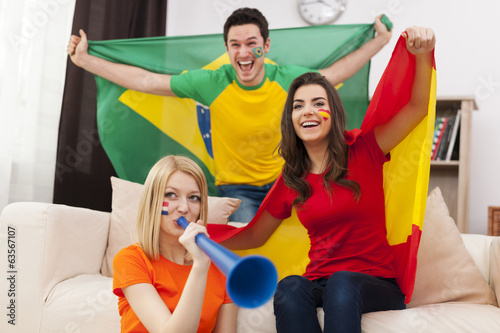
[298,0,347,25]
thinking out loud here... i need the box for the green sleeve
[170,66,232,106]
[271,64,319,92]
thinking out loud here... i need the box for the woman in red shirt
[220,26,435,333]
[113,155,237,333]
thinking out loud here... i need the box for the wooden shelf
[430,160,460,167]
[428,96,477,233]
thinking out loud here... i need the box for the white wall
[167,0,500,235]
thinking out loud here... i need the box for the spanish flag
[209,35,436,303]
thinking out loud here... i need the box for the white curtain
[0,0,76,212]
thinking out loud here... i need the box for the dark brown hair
[223,7,269,44]
[278,72,360,207]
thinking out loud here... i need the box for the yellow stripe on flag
[234,209,309,280]
[119,92,215,173]
[384,67,436,245]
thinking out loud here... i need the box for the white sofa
[1,189,500,332]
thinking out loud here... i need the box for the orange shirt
[113,244,232,333]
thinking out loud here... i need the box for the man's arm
[67,29,176,96]
[318,15,392,87]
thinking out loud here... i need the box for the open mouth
[301,121,320,128]
[238,60,254,72]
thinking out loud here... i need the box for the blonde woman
[113,155,237,333]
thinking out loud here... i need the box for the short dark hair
[223,7,269,44]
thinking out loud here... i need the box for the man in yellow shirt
[67,8,392,222]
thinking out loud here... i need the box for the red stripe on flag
[346,36,420,143]
[390,224,422,303]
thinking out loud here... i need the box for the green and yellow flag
[88,23,377,195]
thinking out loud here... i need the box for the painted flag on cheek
[208,35,436,304]
[318,109,331,121]
[162,201,169,216]
[252,47,264,58]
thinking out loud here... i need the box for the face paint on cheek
[318,109,331,121]
[162,201,169,216]
[252,47,264,58]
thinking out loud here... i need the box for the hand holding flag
[67,29,89,66]
[374,14,393,44]
[401,27,436,55]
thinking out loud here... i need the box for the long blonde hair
[136,155,208,260]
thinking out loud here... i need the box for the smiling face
[225,24,270,87]
[292,84,332,148]
[160,171,202,239]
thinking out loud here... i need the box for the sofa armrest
[461,233,500,303]
[490,237,500,302]
[461,234,494,283]
[0,202,110,332]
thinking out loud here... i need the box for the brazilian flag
[88,23,378,195]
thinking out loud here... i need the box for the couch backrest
[461,234,494,284]
[42,204,111,298]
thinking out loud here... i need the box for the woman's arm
[122,262,209,333]
[122,223,211,333]
[213,303,238,333]
[122,284,173,332]
[374,26,436,155]
[220,210,283,250]
[67,29,175,96]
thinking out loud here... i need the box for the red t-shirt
[113,244,232,333]
[264,130,396,280]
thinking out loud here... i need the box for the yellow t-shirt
[171,63,316,186]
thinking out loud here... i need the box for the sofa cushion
[101,177,241,277]
[237,299,500,333]
[361,303,500,332]
[237,299,325,333]
[408,187,497,308]
[41,274,120,333]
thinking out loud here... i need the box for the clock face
[298,0,347,25]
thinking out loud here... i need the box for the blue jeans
[273,271,405,333]
[217,182,274,223]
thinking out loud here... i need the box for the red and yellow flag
[208,36,436,303]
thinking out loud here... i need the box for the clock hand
[317,0,332,8]
[300,0,321,6]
